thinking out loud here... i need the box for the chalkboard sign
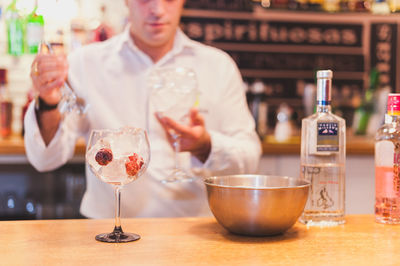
[181,17,363,47]
[227,51,364,72]
[184,0,253,12]
[370,23,397,90]
[181,10,400,130]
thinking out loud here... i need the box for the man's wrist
[193,133,212,163]
[35,97,59,112]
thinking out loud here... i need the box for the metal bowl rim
[203,174,310,190]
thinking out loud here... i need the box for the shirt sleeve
[24,50,87,172]
[191,54,262,176]
[23,101,80,172]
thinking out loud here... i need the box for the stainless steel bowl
[204,175,310,236]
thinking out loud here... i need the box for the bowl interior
[204,174,309,189]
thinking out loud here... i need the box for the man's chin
[146,35,173,47]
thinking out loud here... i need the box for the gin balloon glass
[149,67,198,183]
[86,127,150,243]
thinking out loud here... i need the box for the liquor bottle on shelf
[5,0,24,56]
[371,0,390,13]
[248,80,268,139]
[271,0,289,9]
[274,103,293,142]
[0,3,5,53]
[288,0,309,10]
[352,68,379,135]
[300,70,346,226]
[0,68,13,138]
[348,0,371,11]
[308,0,324,10]
[323,0,341,12]
[25,0,44,54]
[389,0,400,12]
[340,0,350,11]
[375,94,400,224]
[90,5,114,43]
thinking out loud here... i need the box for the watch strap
[35,96,59,112]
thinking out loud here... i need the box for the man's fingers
[189,108,205,126]
[32,54,67,74]
[41,79,64,95]
[162,116,193,136]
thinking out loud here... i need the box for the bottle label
[301,164,343,212]
[26,23,44,48]
[375,141,400,198]
[316,122,339,152]
[394,149,400,196]
[387,94,400,116]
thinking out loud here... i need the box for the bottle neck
[316,76,332,112]
[317,103,332,113]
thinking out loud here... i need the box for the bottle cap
[387,93,400,116]
[317,70,333,79]
[316,70,333,105]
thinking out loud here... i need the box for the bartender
[24,0,261,218]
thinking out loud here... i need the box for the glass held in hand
[37,41,89,116]
[149,66,199,184]
[86,127,150,243]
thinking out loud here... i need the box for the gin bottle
[375,93,400,224]
[5,0,24,56]
[26,1,44,54]
[300,70,346,226]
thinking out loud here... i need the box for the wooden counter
[0,134,374,156]
[0,215,398,265]
[0,134,86,156]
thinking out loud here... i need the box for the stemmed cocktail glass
[86,127,150,243]
[148,67,198,183]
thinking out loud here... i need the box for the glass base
[95,232,140,243]
[299,219,345,227]
[300,211,345,227]
[375,215,400,224]
[160,169,195,184]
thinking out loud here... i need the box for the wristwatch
[35,96,59,112]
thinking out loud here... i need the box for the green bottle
[26,1,44,54]
[353,68,380,135]
[5,0,24,56]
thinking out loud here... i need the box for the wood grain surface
[0,215,398,265]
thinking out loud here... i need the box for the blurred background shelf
[0,134,374,156]
[262,134,374,155]
[0,134,85,156]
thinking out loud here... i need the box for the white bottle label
[26,23,43,47]
[316,122,339,152]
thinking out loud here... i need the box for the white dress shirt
[24,28,262,218]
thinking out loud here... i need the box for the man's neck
[130,34,175,63]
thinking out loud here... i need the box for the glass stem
[173,134,180,170]
[113,186,123,234]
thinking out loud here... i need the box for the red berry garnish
[125,153,144,176]
[95,148,113,166]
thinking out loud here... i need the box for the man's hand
[30,52,68,145]
[31,53,69,105]
[156,108,211,163]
